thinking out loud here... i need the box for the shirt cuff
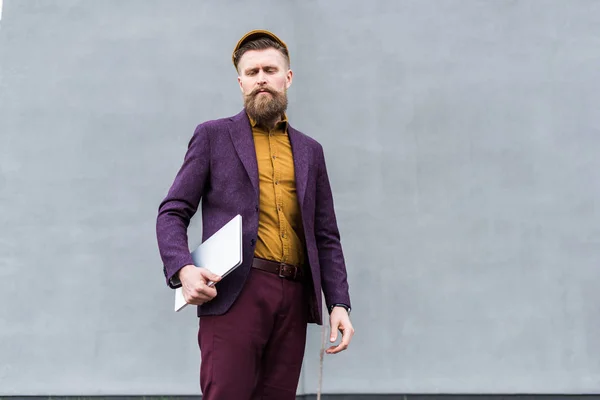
[168,273,182,288]
[328,303,351,315]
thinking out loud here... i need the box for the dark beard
[244,87,288,128]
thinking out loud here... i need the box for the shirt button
[275,181,279,185]
[272,155,276,159]
[281,233,285,238]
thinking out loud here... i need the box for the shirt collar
[247,112,288,131]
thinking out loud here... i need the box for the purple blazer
[156,110,351,324]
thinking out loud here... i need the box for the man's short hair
[233,37,290,72]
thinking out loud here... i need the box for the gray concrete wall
[1,0,599,396]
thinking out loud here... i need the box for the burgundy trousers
[198,267,309,400]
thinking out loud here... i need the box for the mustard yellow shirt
[250,114,305,267]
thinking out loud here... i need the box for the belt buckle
[279,263,297,280]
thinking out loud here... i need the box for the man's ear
[238,75,244,93]
[286,69,293,89]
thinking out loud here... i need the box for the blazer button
[250,239,256,246]
[255,205,259,212]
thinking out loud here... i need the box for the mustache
[250,87,276,97]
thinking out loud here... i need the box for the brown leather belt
[252,257,304,282]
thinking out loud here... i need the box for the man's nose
[257,71,267,85]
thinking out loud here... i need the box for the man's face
[237,48,293,125]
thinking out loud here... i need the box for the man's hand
[178,264,222,306]
[326,306,355,354]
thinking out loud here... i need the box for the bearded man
[156,29,354,400]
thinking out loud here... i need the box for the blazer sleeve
[314,144,351,310]
[156,124,211,288]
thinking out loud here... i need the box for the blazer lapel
[229,111,259,195]
[288,125,309,207]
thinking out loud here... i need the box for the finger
[187,298,208,306]
[183,291,207,305]
[194,280,217,294]
[325,342,347,354]
[330,321,340,343]
[186,290,214,305]
[199,268,222,283]
[184,283,216,303]
[196,285,217,299]
[340,325,353,349]
[327,324,354,354]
